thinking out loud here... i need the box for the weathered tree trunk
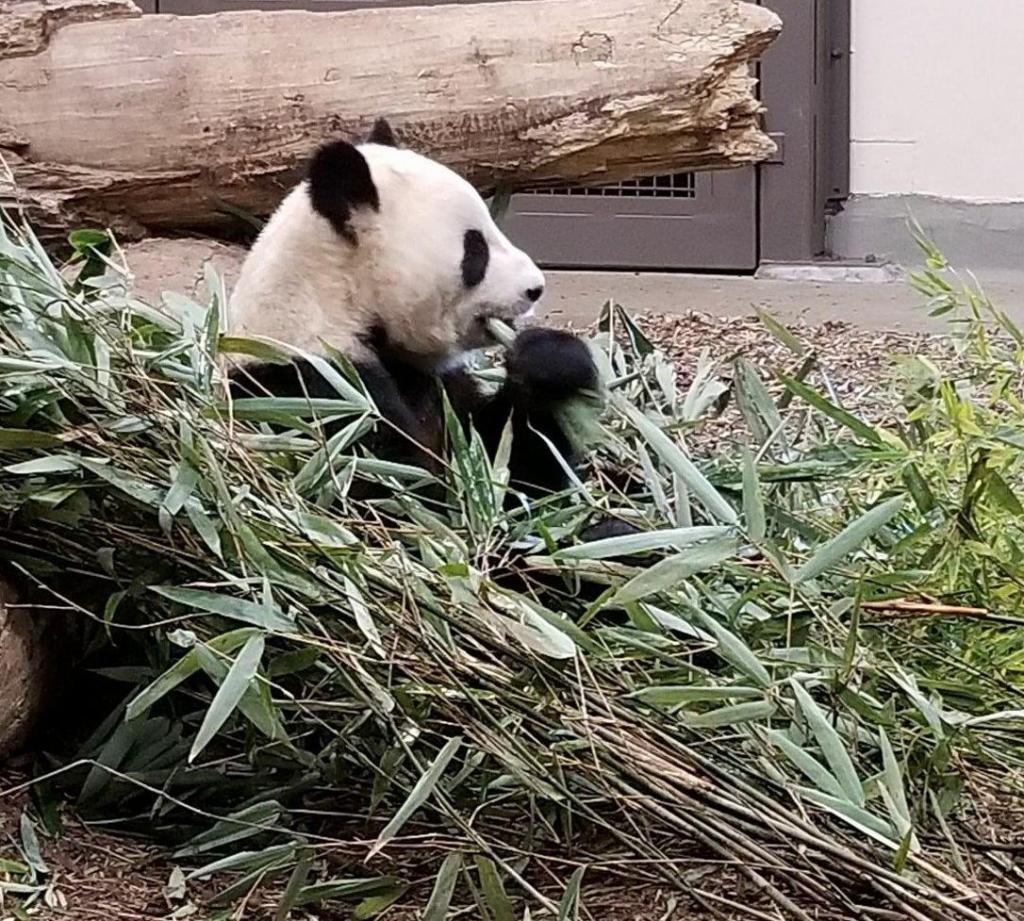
[0,578,53,762]
[0,0,780,238]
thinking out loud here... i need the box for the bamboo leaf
[684,700,776,729]
[224,397,363,420]
[152,586,294,632]
[274,848,313,921]
[491,593,579,660]
[558,866,585,921]
[764,728,846,799]
[187,844,296,881]
[126,629,257,720]
[163,460,200,519]
[5,455,79,474]
[611,302,655,358]
[630,685,763,707]
[19,813,48,876]
[986,470,1024,515]
[174,801,283,858]
[799,788,897,847]
[190,634,266,763]
[474,856,515,921]
[755,308,806,356]
[616,398,738,524]
[344,576,385,657]
[780,375,884,445]
[892,825,915,872]
[184,501,224,559]
[688,609,772,688]
[741,448,766,543]
[369,737,461,858]
[81,459,164,505]
[488,186,514,224]
[352,884,409,919]
[734,358,784,447]
[612,538,737,604]
[878,727,917,854]
[555,525,731,560]
[0,428,63,449]
[423,852,463,921]
[793,496,904,585]
[292,877,402,907]
[790,679,864,806]
[218,335,292,364]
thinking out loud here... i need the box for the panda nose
[525,285,544,303]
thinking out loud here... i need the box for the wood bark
[0,578,53,762]
[0,0,780,238]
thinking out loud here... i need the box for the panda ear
[307,140,380,245]
[367,117,398,147]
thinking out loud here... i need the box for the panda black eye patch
[461,230,489,288]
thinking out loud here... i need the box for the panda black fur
[225,118,601,503]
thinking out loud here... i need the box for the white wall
[851,1,1024,202]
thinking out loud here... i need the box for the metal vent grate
[526,172,697,199]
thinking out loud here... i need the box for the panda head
[298,118,545,362]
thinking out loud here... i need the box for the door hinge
[766,132,785,165]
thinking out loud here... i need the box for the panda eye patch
[461,230,489,288]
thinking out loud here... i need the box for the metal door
[503,168,756,271]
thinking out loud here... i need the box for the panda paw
[505,328,598,405]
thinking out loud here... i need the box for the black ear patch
[307,140,380,245]
[367,117,398,147]
[461,230,490,288]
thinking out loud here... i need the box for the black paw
[578,518,642,543]
[506,328,598,405]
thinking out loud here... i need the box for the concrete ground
[121,237,1024,335]
[542,268,1024,334]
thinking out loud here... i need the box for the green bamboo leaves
[793,496,905,585]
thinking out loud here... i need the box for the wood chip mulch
[632,310,963,454]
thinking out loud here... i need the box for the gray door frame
[759,0,851,264]
[147,0,850,270]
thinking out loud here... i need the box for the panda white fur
[226,118,600,501]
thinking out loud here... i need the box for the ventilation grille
[526,172,697,199]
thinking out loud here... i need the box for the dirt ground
[0,310,981,921]
[0,770,736,921]
[544,268,1024,336]
[0,766,760,921]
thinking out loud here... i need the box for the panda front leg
[228,356,442,475]
[351,356,444,474]
[443,327,599,499]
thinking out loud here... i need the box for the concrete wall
[830,0,1024,270]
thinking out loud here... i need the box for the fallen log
[0,0,780,238]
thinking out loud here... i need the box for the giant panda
[225,117,608,511]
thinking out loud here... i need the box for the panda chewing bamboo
[225,117,605,505]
